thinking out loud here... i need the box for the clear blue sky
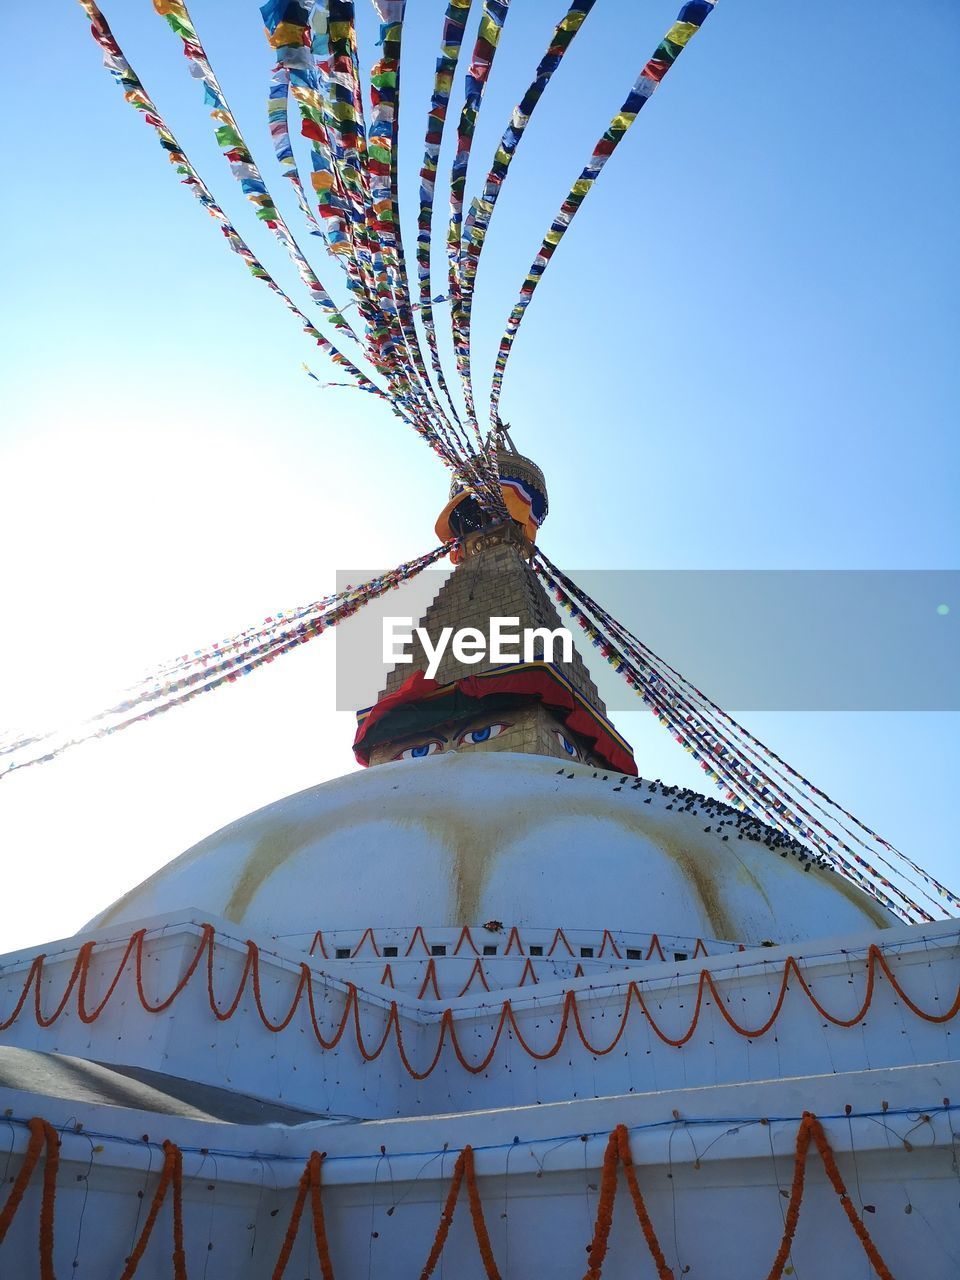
[0,1,957,949]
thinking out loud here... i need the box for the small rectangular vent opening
[382,946,398,958]
[626,948,642,961]
[335,948,350,959]
[580,947,594,958]
[529,945,544,957]
[431,944,447,957]
[482,944,498,956]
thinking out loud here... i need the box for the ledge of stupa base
[0,1062,957,1280]
[1,905,951,1015]
[0,912,955,1124]
[0,1059,955,1184]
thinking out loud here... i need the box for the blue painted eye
[554,731,578,758]
[457,722,510,747]
[394,740,444,761]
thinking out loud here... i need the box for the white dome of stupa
[87,751,894,945]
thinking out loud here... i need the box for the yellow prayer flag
[665,21,699,47]
[560,13,588,33]
[291,87,322,109]
[270,22,305,48]
[478,14,501,45]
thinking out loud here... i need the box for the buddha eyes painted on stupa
[389,718,515,762]
[457,722,510,747]
[554,730,581,761]
[394,739,446,760]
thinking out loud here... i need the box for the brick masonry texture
[381,544,604,712]
[368,543,609,767]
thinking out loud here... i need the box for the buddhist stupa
[0,458,956,1278]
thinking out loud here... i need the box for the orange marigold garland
[2,924,958,1080]
[583,1127,674,1280]
[764,1112,811,1280]
[419,1145,501,1280]
[119,1138,187,1280]
[38,1118,60,1280]
[765,1113,895,1280]
[0,1117,60,1280]
[0,1116,45,1244]
[419,1150,466,1280]
[615,1125,674,1280]
[307,1152,336,1280]
[463,1147,502,1280]
[807,1115,895,1280]
[271,1159,311,1279]
[271,1149,334,1279]
[0,1111,910,1277]
[170,1143,187,1280]
[583,1130,620,1280]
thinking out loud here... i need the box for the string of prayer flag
[490,0,718,427]
[456,0,596,415]
[153,0,358,339]
[534,550,958,924]
[0,544,452,781]
[447,0,511,428]
[415,0,474,426]
[77,0,376,392]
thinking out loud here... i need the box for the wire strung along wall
[0,921,956,1073]
[0,1109,911,1279]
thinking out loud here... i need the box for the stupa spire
[353,450,636,773]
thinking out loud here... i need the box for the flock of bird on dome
[1,0,956,930]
